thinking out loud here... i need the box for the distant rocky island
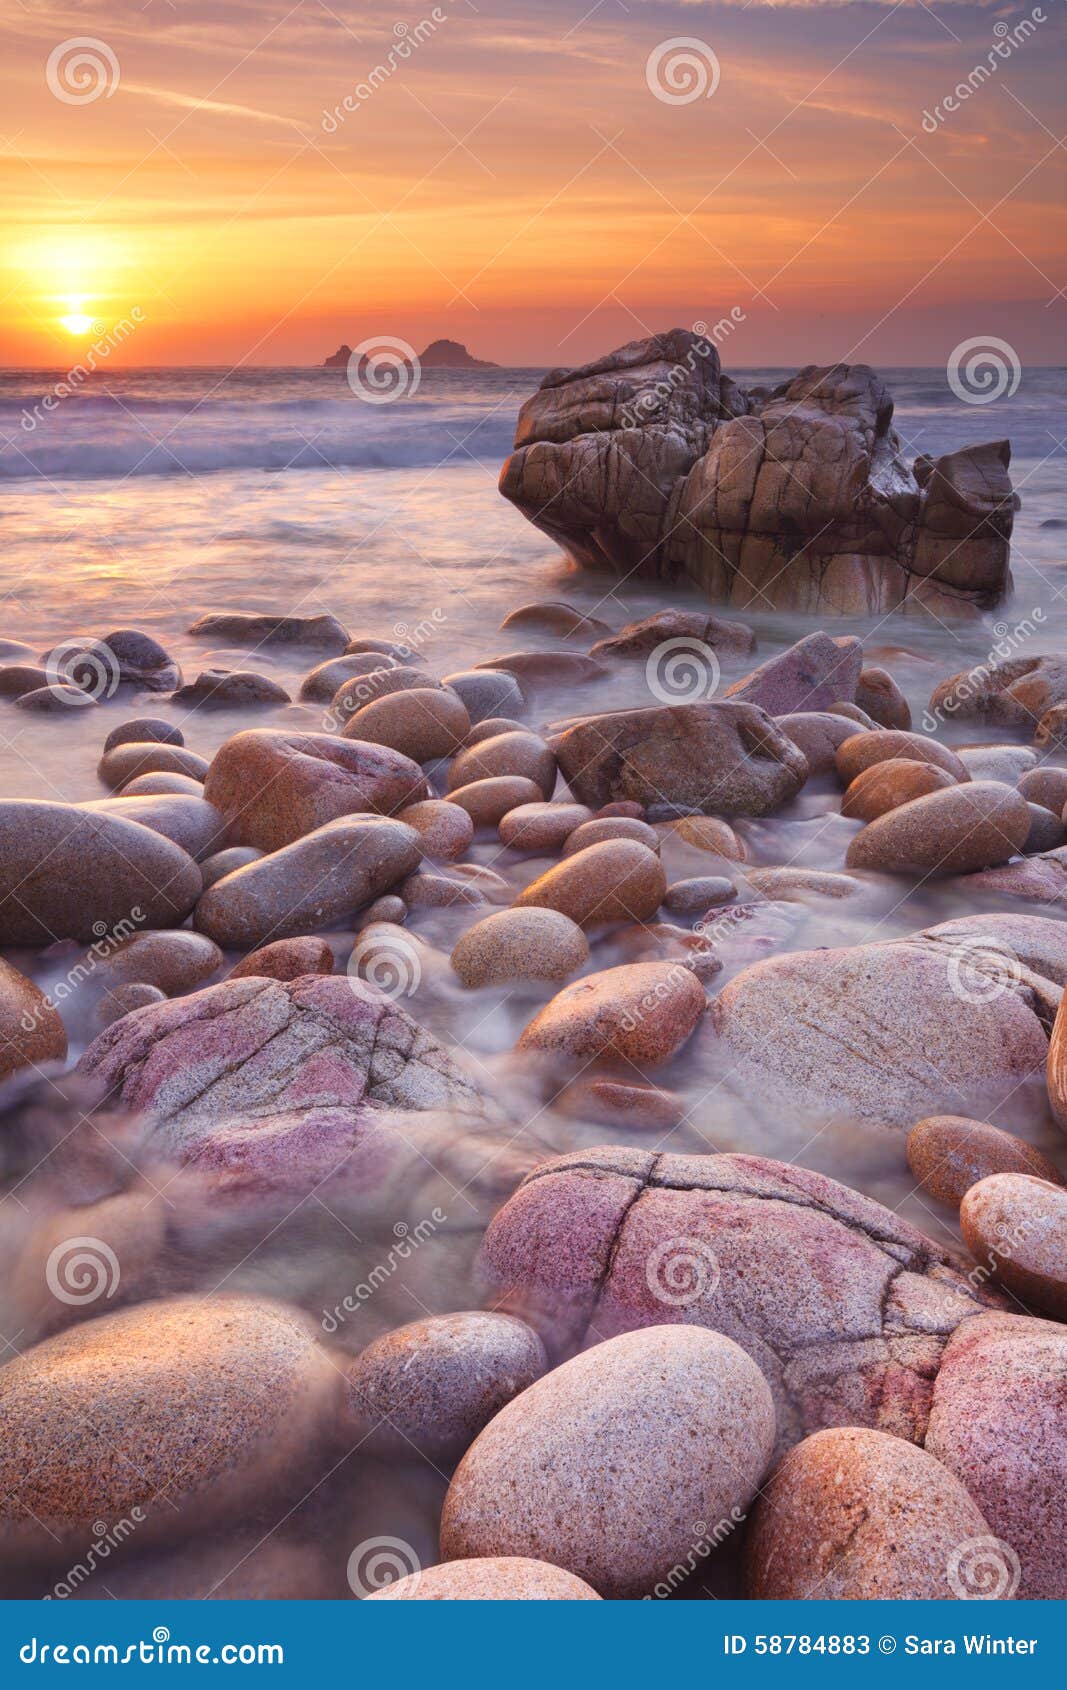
[323,339,498,370]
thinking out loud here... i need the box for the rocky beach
[1,339,1066,1604]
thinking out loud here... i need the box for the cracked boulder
[707,913,1067,1131]
[500,331,1014,616]
[78,974,494,1169]
[478,1147,1006,1459]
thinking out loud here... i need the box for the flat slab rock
[78,974,493,1160]
[479,1146,1007,1458]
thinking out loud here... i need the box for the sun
[59,312,94,336]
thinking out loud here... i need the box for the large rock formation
[499,331,1015,616]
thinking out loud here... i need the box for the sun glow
[59,312,94,336]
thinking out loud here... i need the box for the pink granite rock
[724,632,862,715]
[230,936,334,982]
[366,1557,600,1600]
[517,962,705,1067]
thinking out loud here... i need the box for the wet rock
[200,846,262,889]
[745,1427,997,1600]
[0,1296,342,1559]
[501,601,611,639]
[104,930,223,994]
[345,636,421,662]
[664,876,735,914]
[202,730,427,853]
[500,335,1013,614]
[777,711,861,775]
[925,1312,1065,1599]
[451,908,589,988]
[499,801,592,851]
[855,666,911,730]
[397,798,474,861]
[841,757,958,822]
[0,958,67,1082]
[557,1078,685,1133]
[327,666,438,727]
[554,701,807,817]
[906,1115,1063,1209]
[958,745,1036,786]
[960,1172,1067,1318]
[590,608,755,660]
[43,629,181,694]
[725,632,862,715]
[188,611,348,651]
[828,701,879,730]
[443,668,524,723]
[103,716,184,752]
[446,731,557,800]
[343,688,469,762]
[1024,802,1066,854]
[929,655,1067,735]
[356,895,407,928]
[1018,765,1067,815]
[401,866,509,909]
[480,1147,1005,1454]
[368,1557,600,1601]
[446,776,544,828]
[195,815,420,947]
[561,816,660,856]
[440,1325,775,1599]
[97,981,167,1027]
[463,716,527,746]
[97,742,210,790]
[119,772,205,797]
[518,962,705,1067]
[477,651,606,691]
[299,653,397,702]
[0,664,49,698]
[1035,702,1067,748]
[230,936,334,982]
[845,781,1030,876]
[743,867,857,901]
[0,802,201,944]
[14,685,95,713]
[835,729,969,785]
[85,794,228,861]
[514,840,665,928]
[171,669,291,707]
[345,1311,547,1460]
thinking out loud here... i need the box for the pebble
[518,961,705,1066]
[97,742,210,790]
[960,1172,1067,1319]
[514,839,666,928]
[103,716,184,752]
[402,865,510,909]
[835,729,969,785]
[664,815,747,859]
[663,876,735,913]
[0,957,67,1082]
[446,775,545,828]
[447,730,556,800]
[299,653,397,702]
[557,1078,685,1132]
[442,668,524,723]
[104,929,223,994]
[562,816,660,856]
[85,794,228,862]
[119,772,205,797]
[397,798,474,860]
[171,669,291,707]
[845,781,1031,876]
[188,611,348,650]
[230,936,334,982]
[841,756,957,821]
[1024,801,1066,853]
[328,665,436,726]
[778,710,861,775]
[1018,765,1067,815]
[855,665,911,731]
[200,846,262,889]
[368,1558,600,1601]
[96,982,168,1028]
[451,908,589,987]
[500,601,610,638]
[462,716,527,746]
[499,801,592,851]
[344,687,470,762]
[906,1114,1064,1208]
[15,684,95,713]
[0,664,49,698]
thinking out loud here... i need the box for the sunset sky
[1,0,1064,368]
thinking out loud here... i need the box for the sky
[0,0,1064,367]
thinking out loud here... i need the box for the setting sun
[59,313,94,336]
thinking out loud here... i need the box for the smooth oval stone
[1018,766,1067,815]
[345,1312,546,1460]
[202,729,428,853]
[327,665,435,727]
[500,601,610,638]
[960,1172,1067,1318]
[440,1325,775,1600]
[397,798,473,861]
[357,894,406,927]
[451,908,589,988]
[0,802,201,944]
[597,800,646,819]
[97,981,167,1027]
[841,757,957,821]
[743,867,857,902]
[97,742,209,790]
[906,1115,1064,1209]
[0,664,50,698]
[104,929,223,994]
[368,1557,600,1601]
[845,781,1031,875]
[443,668,524,723]
[959,744,1037,785]
[835,730,969,785]
[171,669,291,707]
[200,846,262,889]
[1024,802,1066,853]
[476,650,606,690]
[778,710,860,775]
[15,685,95,713]
[827,701,879,729]
[925,1312,1066,1599]
[446,775,544,828]
[518,961,705,1066]
[744,1427,995,1600]
[664,815,747,859]
[230,936,334,982]
[499,801,592,852]
[344,636,418,661]
[84,795,228,862]
[195,815,421,948]
[343,687,469,762]
[0,1296,342,1558]
[188,611,348,650]
[103,716,185,753]
[557,1078,684,1132]
[119,771,204,797]
[401,866,509,909]
[447,731,556,800]
[855,666,911,731]
[561,816,660,856]
[299,653,397,702]
[663,875,735,914]
[0,958,67,1082]
[514,840,665,928]
[463,716,527,746]
[589,608,755,660]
